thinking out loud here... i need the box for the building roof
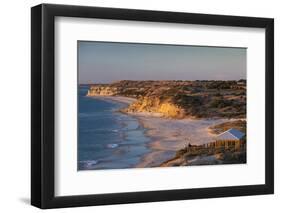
[216,128,245,141]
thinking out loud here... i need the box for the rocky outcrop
[86,85,185,118]
[85,80,246,119]
[122,97,185,118]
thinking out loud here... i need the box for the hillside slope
[86,80,246,119]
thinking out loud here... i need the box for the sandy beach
[134,115,230,167]
[87,95,137,105]
[87,95,234,167]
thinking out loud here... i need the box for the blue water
[78,86,150,170]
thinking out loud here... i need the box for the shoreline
[86,95,137,105]
[87,95,243,168]
[132,114,231,167]
[79,94,151,170]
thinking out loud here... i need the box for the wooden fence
[186,139,245,151]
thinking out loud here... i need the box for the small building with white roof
[206,128,246,150]
[216,128,245,141]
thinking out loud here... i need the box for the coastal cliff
[122,97,185,118]
[87,86,118,96]
[85,80,246,119]
[83,80,247,168]
[87,86,184,118]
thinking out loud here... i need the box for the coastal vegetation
[160,145,246,167]
[160,122,246,167]
[209,119,246,134]
[86,80,246,119]
[85,80,247,167]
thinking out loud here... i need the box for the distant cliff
[85,80,246,119]
[87,86,118,96]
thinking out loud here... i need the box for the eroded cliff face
[85,80,246,119]
[86,85,185,118]
[123,97,185,118]
[86,86,118,96]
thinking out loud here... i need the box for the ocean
[78,86,150,170]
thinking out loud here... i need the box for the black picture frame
[31,3,274,209]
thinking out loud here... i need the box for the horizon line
[79,79,246,84]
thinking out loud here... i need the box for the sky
[78,41,246,84]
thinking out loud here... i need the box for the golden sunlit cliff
[85,80,246,119]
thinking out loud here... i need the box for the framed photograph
[31,4,274,209]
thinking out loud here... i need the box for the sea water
[78,86,150,170]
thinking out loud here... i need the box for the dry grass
[209,120,246,134]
